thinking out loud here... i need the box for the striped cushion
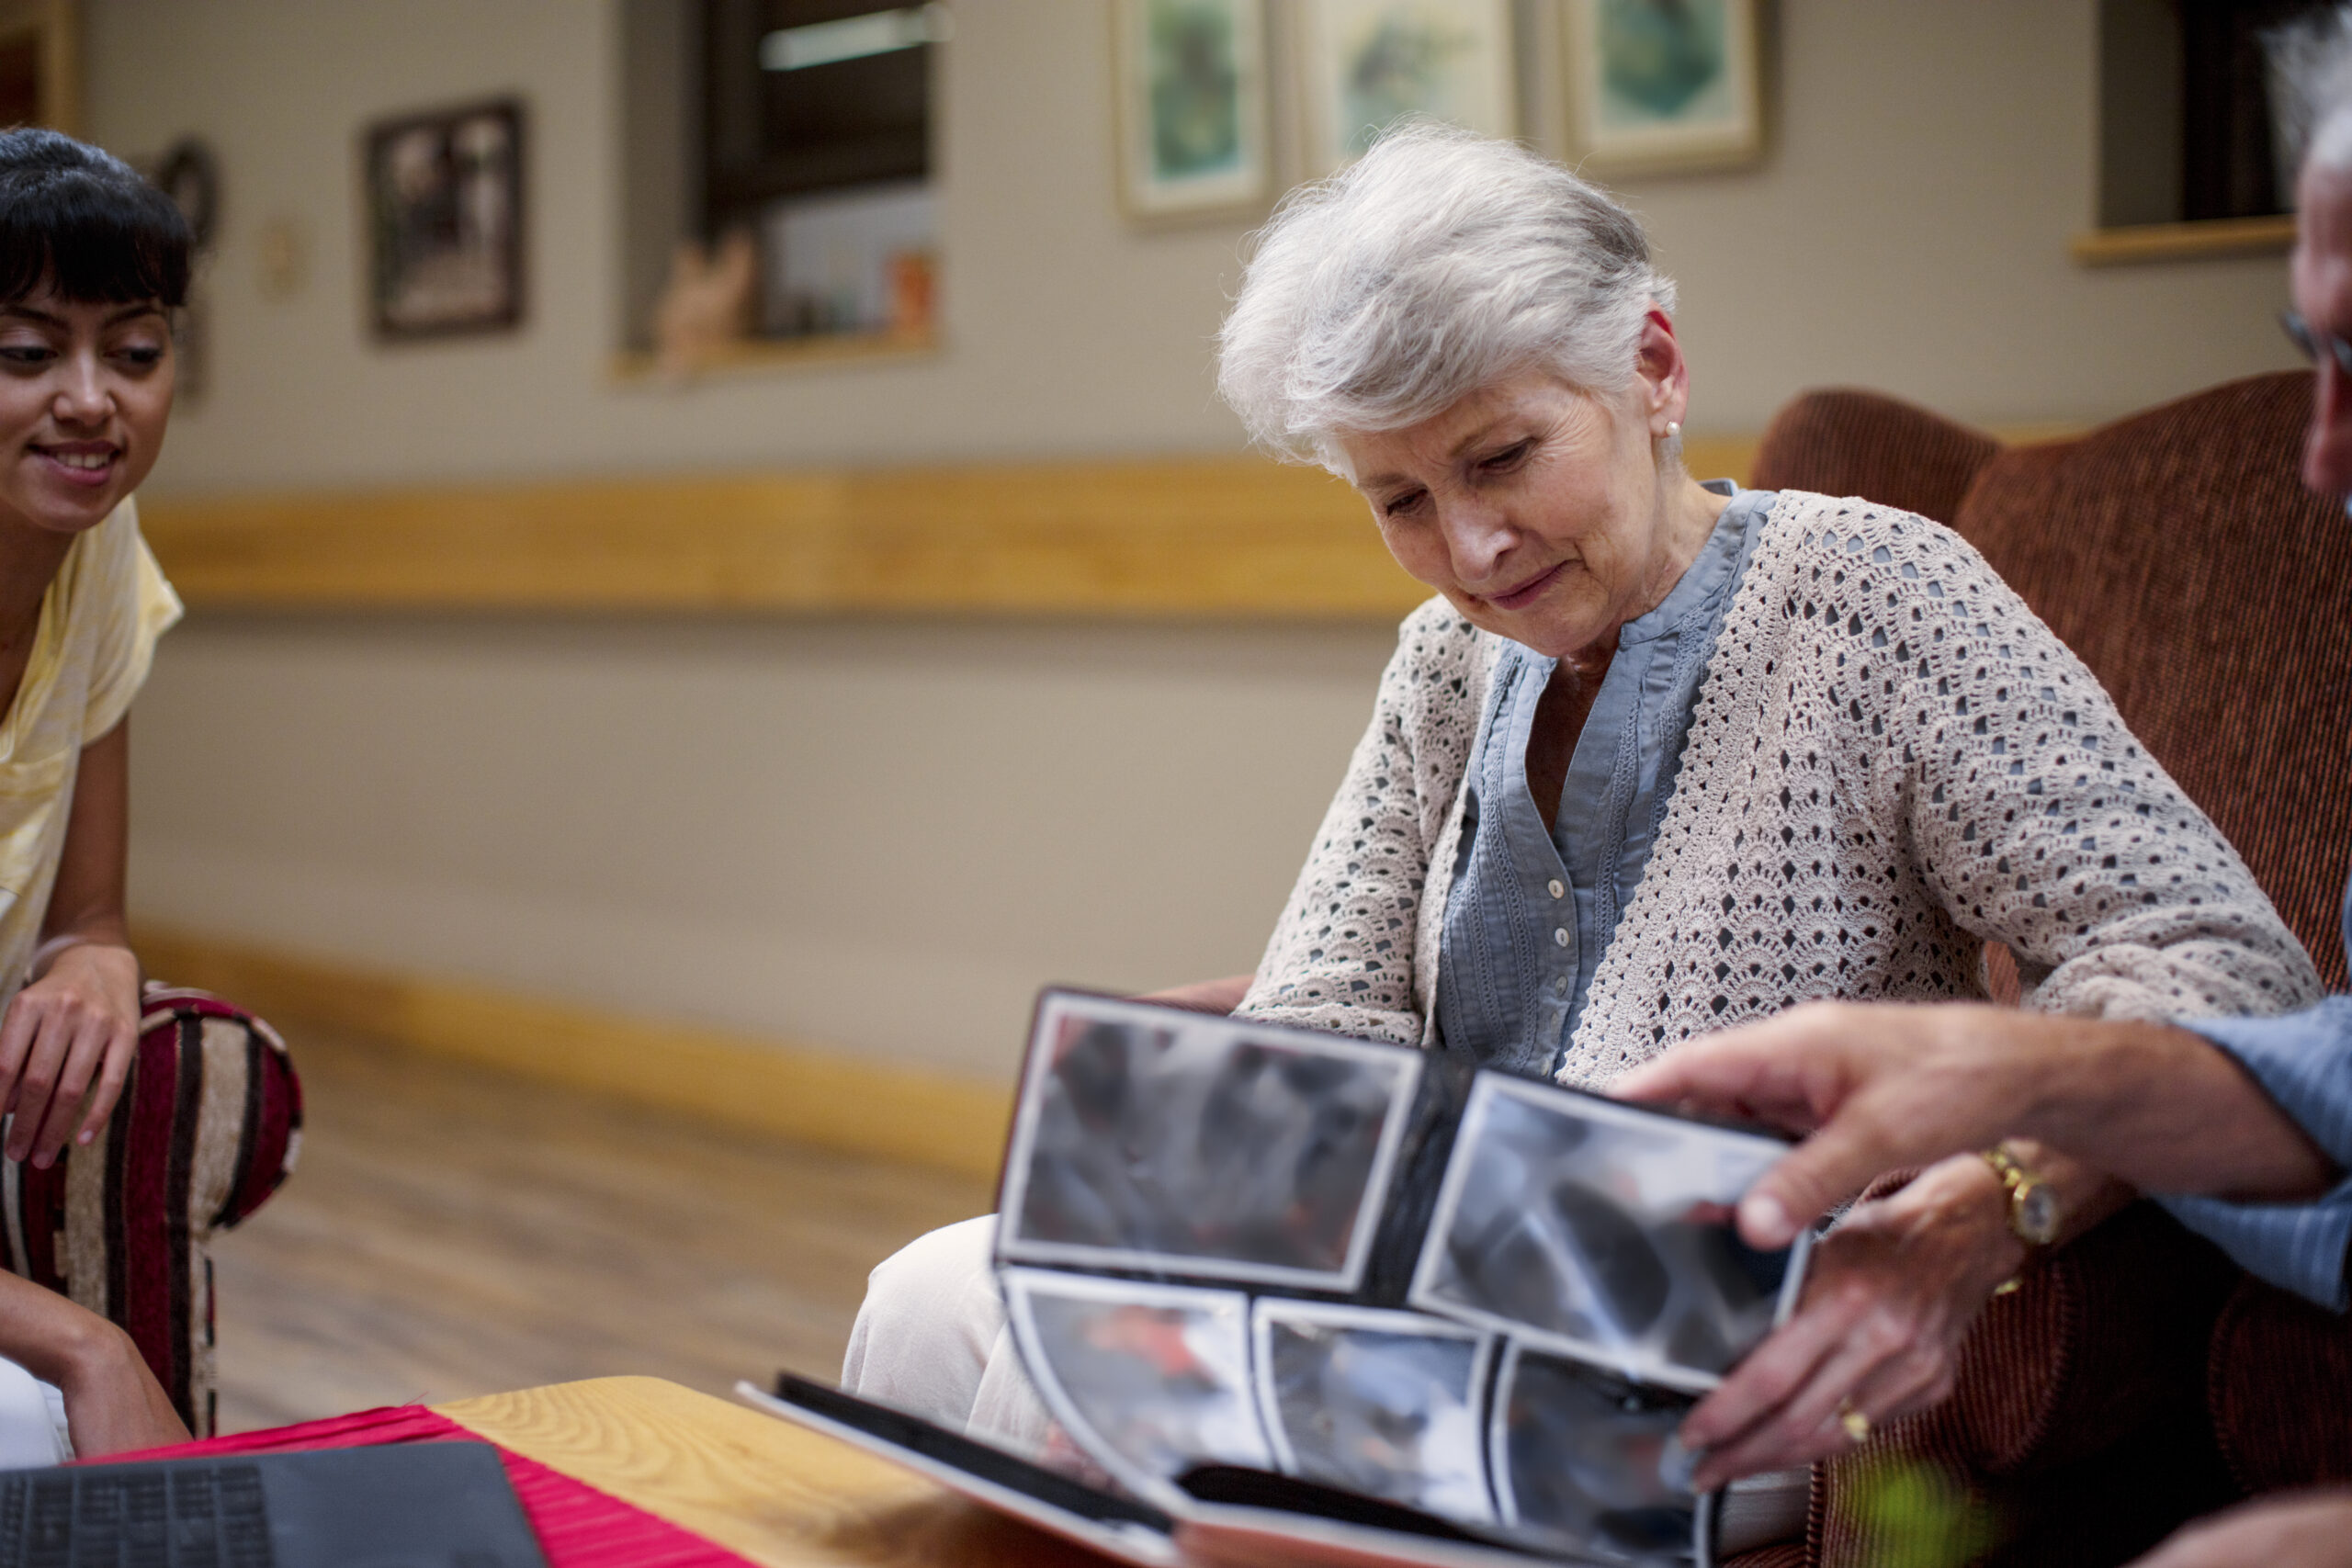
[2,984,300,1437]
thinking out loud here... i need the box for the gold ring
[1837,1399,1871,1444]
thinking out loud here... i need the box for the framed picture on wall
[364,96,526,341]
[1301,0,1518,172]
[1111,0,1272,220]
[1562,0,1764,177]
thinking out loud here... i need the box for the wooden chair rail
[138,440,1760,619]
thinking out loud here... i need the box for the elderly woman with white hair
[842,125,2320,1548]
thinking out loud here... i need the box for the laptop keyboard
[0,1465,273,1568]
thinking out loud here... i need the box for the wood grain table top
[435,1376,1108,1568]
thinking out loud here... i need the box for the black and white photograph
[364,96,525,340]
[1002,1269,1271,1501]
[996,993,1421,1291]
[1250,1302,1493,1525]
[1487,1343,1700,1561]
[1409,1077,1807,1392]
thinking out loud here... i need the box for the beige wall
[95,0,2310,1079]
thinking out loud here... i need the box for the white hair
[1216,122,1677,469]
[2266,5,2352,175]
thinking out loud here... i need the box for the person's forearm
[2022,1019,2335,1201]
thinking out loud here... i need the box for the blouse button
[1553,927,1570,948]
[1547,879,1566,899]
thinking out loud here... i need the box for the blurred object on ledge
[652,230,757,381]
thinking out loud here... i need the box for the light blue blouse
[2161,874,2352,1310]
[1433,484,1772,1079]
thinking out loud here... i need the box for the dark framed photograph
[364,96,526,340]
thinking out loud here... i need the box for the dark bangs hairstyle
[0,128,190,310]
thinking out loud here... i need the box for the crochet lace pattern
[1236,491,2323,1082]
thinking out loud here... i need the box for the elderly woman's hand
[1679,1153,2023,1492]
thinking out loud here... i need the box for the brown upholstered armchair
[1746,372,2352,1565]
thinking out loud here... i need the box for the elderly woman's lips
[1487,561,1566,610]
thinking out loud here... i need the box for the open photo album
[743,988,1812,1568]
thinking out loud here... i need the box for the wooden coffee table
[435,1375,1109,1567]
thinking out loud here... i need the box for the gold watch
[1982,1143,2060,1247]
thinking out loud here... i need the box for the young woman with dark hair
[0,125,197,1461]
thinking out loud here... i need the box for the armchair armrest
[6,984,300,1437]
[1134,974,1255,1016]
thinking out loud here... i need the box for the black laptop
[0,1441,547,1568]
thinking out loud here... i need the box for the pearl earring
[1665,421,1681,440]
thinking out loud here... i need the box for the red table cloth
[91,1404,754,1567]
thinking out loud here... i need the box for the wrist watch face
[2014,1179,2060,1247]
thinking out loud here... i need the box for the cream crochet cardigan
[1235,491,2322,1084]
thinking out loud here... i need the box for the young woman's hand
[0,941,140,1168]
[0,1270,187,1458]
[51,1310,187,1458]
[1678,1154,2024,1492]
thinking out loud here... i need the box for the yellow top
[0,497,180,998]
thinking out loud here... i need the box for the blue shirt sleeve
[2156,997,2352,1312]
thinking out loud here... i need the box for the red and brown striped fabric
[2,984,300,1437]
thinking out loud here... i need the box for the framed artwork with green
[1112,0,1272,220]
[1563,0,1764,176]
[1302,0,1518,173]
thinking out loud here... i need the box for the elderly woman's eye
[1381,489,1429,518]
[1480,440,1534,472]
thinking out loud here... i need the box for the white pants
[0,1357,71,1469]
[842,1214,1062,1458]
[842,1213,1804,1551]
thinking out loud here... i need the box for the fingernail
[1741,1191,1792,1247]
[75,1131,90,1145]
[32,1153,50,1171]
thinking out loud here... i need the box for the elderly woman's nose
[1438,494,1517,576]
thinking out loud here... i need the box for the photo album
[742,989,1811,1568]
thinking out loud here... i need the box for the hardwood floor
[211,1030,992,1434]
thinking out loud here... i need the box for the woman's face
[0,288,174,541]
[1337,323,1690,660]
